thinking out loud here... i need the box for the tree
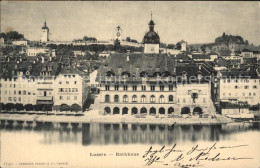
[24,104,33,111]
[245,40,249,46]
[176,42,181,50]
[5,103,15,111]
[167,44,175,49]
[114,39,120,52]
[14,103,24,111]
[6,31,24,41]
[60,104,71,112]
[52,105,60,112]
[71,104,82,114]
[0,103,5,111]
[42,105,52,115]
[126,37,131,42]
[33,104,43,111]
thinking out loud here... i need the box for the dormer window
[28,65,32,70]
[26,71,30,75]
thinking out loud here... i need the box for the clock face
[116,32,121,37]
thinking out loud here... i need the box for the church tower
[143,12,160,54]
[41,21,49,43]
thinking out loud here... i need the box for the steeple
[42,21,48,30]
[149,11,155,32]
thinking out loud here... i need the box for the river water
[1,122,260,168]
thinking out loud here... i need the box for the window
[141,85,146,91]
[223,79,226,83]
[141,95,146,103]
[67,96,70,100]
[60,96,63,100]
[159,95,165,103]
[253,85,257,89]
[123,95,128,102]
[105,95,110,102]
[150,85,155,91]
[183,98,186,103]
[18,97,21,102]
[23,91,26,95]
[28,92,31,95]
[14,91,16,95]
[169,85,173,91]
[8,97,12,101]
[13,84,16,88]
[223,93,225,96]
[253,93,256,96]
[132,95,137,102]
[227,79,230,83]
[244,86,249,89]
[123,85,128,91]
[235,86,238,89]
[66,81,69,84]
[14,97,17,102]
[132,85,137,91]
[105,85,110,90]
[160,85,164,91]
[59,82,62,84]
[150,95,155,103]
[169,95,173,102]
[249,93,251,96]
[19,91,21,95]
[114,95,119,102]
[114,85,119,90]
[74,81,77,84]
[74,96,77,100]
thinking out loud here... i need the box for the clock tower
[115,26,122,42]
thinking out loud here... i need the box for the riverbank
[0,110,233,125]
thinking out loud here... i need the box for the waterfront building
[54,66,89,108]
[0,56,89,111]
[218,70,260,106]
[97,17,216,116]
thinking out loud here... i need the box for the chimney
[41,56,45,63]
[127,55,129,62]
[49,56,52,62]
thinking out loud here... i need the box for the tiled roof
[0,60,60,78]
[192,54,210,59]
[97,53,175,77]
[221,69,258,78]
[242,48,252,52]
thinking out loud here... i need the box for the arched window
[159,95,165,103]
[169,95,173,102]
[105,95,110,102]
[132,95,137,102]
[150,95,155,103]
[114,95,119,102]
[141,95,146,103]
[123,95,128,102]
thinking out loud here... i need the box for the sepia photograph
[0,1,260,168]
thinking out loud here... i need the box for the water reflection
[1,121,260,146]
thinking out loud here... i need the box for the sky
[1,1,260,45]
